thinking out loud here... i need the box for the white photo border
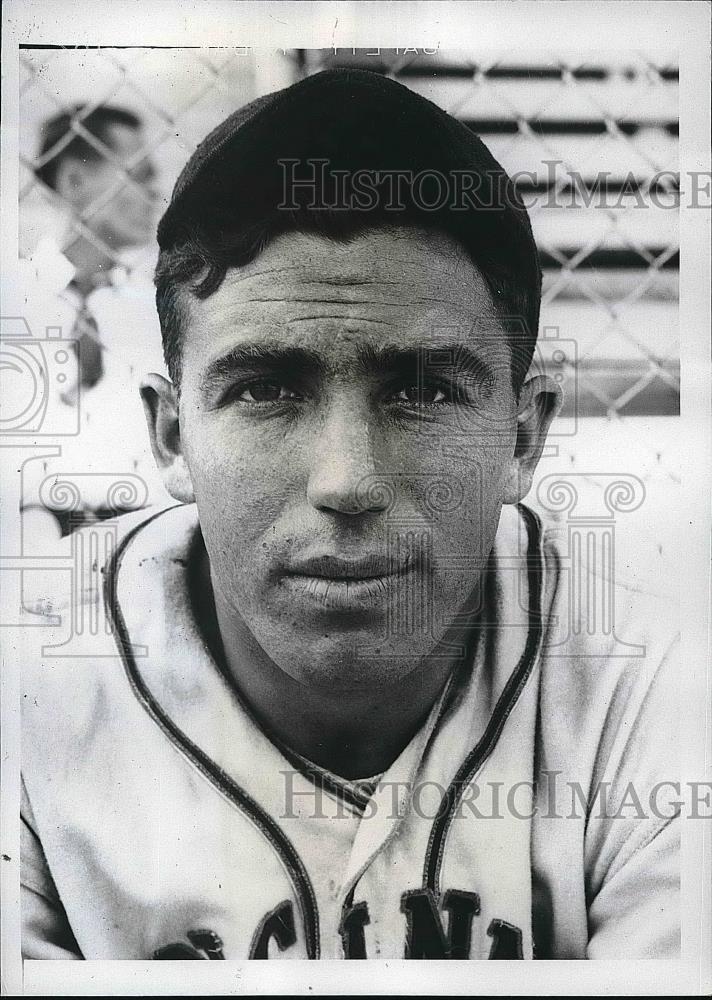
[1,1,710,995]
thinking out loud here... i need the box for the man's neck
[191,542,476,780]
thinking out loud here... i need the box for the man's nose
[306,399,389,516]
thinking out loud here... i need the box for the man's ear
[140,374,195,504]
[502,374,563,504]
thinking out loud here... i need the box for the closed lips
[285,555,399,580]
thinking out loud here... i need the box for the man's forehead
[212,226,484,288]
[181,227,502,360]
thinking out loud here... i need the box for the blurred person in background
[20,105,171,548]
[35,105,159,291]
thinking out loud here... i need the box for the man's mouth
[282,553,415,612]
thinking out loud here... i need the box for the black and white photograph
[0,1,710,995]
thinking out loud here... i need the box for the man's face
[64,123,158,249]
[173,227,525,690]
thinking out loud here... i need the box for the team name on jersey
[153,889,523,960]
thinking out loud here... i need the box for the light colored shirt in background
[19,235,172,529]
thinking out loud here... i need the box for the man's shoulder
[25,502,192,609]
[513,503,679,772]
[20,503,206,800]
[536,504,678,659]
[20,503,199,698]
[494,502,678,717]
[497,502,678,643]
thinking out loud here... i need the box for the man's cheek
[190,448,291,544]
[201,467,285,528]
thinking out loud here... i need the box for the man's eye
[394,384,448,405]
[235,382,300,403]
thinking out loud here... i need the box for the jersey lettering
[339,900,370,959]
[401,888,481,958]
[153,929,225,960]
[153,893,522,959]
[249,900,297,959]
[487,918,524,959]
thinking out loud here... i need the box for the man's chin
[265,631,433,692]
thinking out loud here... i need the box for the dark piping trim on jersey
[336,644,474,937]
[259,619,476,821]
[202,563,374,817]
[103,506,321,959]
[210,659,372,815]
[422,503,545,896]
[274,743,374,815]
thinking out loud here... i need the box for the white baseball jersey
[20,502,680,960]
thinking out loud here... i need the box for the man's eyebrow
[356,344,498,383]
[198,340,500,394]
[199,344,325,393]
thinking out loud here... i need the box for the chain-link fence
[19,46,680,414]
[15,45,680,594]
